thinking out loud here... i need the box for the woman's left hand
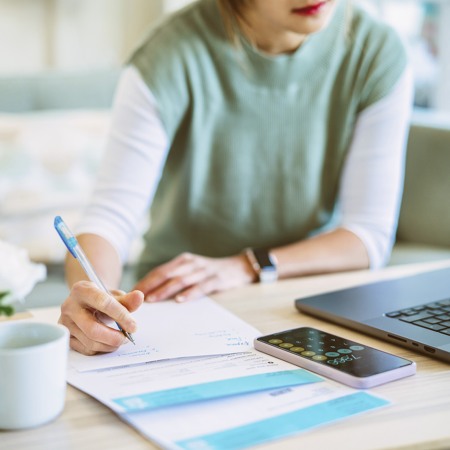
[133,252,256,303]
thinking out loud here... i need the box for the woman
[60,0,413,355]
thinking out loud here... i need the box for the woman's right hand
[58,280,144,356]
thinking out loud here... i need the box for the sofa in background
[391,112,450,265]
[0,70,120,263]
[0,69,119,112]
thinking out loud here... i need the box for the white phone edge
[254,338,416,389]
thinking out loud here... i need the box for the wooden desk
[2,261,450,450]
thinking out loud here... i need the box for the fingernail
[145,295,156,303]
[175,295,186,303]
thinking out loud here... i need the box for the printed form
[68,350,323,413]
[122,383,389,450]
[67,296,390,449]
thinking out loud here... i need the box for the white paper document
[121,381,389,450]
[69,297,260,371]
[66,296,390,450]
[68,350,323,413]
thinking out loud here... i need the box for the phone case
[254,334,416,389]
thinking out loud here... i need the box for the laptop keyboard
[386,299,450,336]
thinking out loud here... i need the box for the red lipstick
[292,2,327,16]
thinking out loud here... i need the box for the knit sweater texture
[130,0,407,274]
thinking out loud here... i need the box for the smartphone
[254,327,416,389]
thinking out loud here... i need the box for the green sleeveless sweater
[130,0,407,275]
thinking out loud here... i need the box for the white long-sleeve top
[77,65,413,268]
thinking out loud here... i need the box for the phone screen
[257,327,412,377]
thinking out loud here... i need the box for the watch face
[259,267,278,283]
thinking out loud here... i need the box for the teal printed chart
[175,392,389,450]
[113,369,322,412]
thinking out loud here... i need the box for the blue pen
[54,215,135,345]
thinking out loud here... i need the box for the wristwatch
[245,248,278,283]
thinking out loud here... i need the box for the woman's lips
[292,2,327,16]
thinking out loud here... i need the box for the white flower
[0,240,46,306]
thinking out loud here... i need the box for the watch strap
[244,248,278,283]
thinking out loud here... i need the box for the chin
[289,1,336,35]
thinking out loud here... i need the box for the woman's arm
[273,65,414,276]
[135,66,414,301]
[75,65,170,262]
[59,66,167,354]
[60,232,143,355]
[62,65,413,311]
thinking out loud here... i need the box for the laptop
[295,267,450,363]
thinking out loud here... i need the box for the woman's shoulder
[348,4,405,52]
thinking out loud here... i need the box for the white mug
[0,321,69,430]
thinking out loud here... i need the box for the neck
[238,12,307,55]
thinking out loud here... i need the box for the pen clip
[54,215,78,258]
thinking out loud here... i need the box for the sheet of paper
[67,350,323,413]
[122,383,389,450]
[69,297,260,371]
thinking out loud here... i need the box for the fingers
[174,277,218,303]
[148,267,212,303]
[69,336,119,356]
[134,253,198,296]
[62,316,125,356]
[135,253,212,302]
[72,281,138,333]
[120,289,145,313]
[133,253,255,303]
[59,281,141,356]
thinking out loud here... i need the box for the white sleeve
[338,66,414,268]
[76,66,169,262]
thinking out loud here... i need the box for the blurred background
[0,0,449,265]
[361,0,449,111]
[0,0,193,75]
[1,0,448,111]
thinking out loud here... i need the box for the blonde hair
[216,0,248,47]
